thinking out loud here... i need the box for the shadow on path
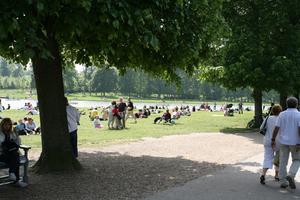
[145,154,300,200]
[0,151,225,200]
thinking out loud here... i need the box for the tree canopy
[201,0,300,125]
[0,0,225,172]
[221,0,300,93]
[0,0,224,80]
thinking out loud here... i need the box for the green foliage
[90,67,118,95]
[0,57,267,102]
[0,0,225,82]
[63,66,79,93]
[220,0,300,94]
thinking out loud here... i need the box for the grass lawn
[0,109,255,150]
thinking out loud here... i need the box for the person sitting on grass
[154,110,172,124]
[172,107,181,120]
[162,109,171,122]
[27,109,39,115]
[15,119,28,136]
[25,118,40,134]
[0,118,28,187]
[93,116,103,129]
[89,107,99,121]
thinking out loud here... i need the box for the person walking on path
[260,104,282,184]
[126,98,137,123]
[272,97,300,189]
[65,97,80,158]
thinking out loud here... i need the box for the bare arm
[272,126,280,140]
[271,126,280,149]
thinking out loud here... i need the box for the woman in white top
[107,101,116,129]
[260,104,282,184]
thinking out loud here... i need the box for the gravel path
[0,132,263,200]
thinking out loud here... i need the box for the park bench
[0,145,31,186]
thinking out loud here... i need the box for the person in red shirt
[112,105,121,129]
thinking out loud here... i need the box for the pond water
[0,98,257,111]
[0,98,192,109]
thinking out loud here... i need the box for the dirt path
[97,132,263,165]
[1,132,263,200]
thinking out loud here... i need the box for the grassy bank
[0,109,255,149]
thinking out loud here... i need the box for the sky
[75,64,85,72]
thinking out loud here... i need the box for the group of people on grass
[87,97,137,129]
[260,97,300,189]
[0,104,41,136]
[153,106,191,124]
[107,97,136,129]
[15,117,40,135]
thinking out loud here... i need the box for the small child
[93,116,103,128]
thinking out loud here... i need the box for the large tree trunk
[32,34,81,173]
[279,92,288,110]
[253,88,263,127]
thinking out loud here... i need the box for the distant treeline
[0,58,278,102]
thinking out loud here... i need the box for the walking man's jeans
[70,130,78,158]
[279,144,300,184]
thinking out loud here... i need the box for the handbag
[1,133,19,154]
[259,115,269,136]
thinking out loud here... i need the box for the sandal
[260,175,265,185]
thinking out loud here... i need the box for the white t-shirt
[275,108,300,145]
[66,105,80,133]
[93,118,101,126]
[260,115,279,147]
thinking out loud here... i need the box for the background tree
[0,58,11,77]
[90,67,118,96]
[119,69,136,97]
[63,66,79,93]
[200,0,300,127]
[11,64,25,77]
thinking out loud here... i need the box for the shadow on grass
[220,127,259,134]
[219,127,263,146]
[0,151,225,200]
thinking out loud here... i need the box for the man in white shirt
[65,97,80,158]
[272,97,300,189]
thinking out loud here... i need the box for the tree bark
[253,88,263,127]
[279,92,288,110]
[32,34,81,173]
